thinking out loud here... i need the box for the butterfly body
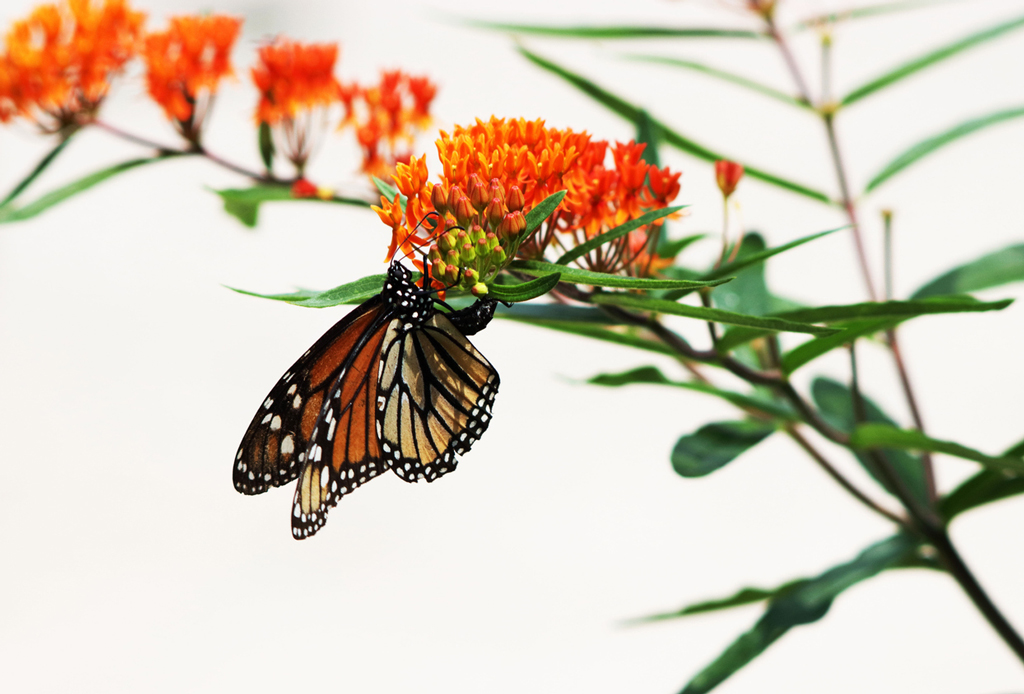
[234,263,499,539]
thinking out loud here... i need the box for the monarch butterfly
[233,262,499,539]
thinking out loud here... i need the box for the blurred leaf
[941,438,1024,519]
[841,13,1024,106]
[865,106,1024,193]
[779,295,1013,323]
[555,205,684,265]
[631,580,804,623]
[524,190,568,236]
[912,243,1024,299]
[258,122,275,173]
[590,293,839,336]
[228,274,389,307]
[588,365,797,420]
[517,47,835,204]
[488,273,560,302]
[782,319,895,374]
[851,424,1024,475]
[0,134,75,208]
[0,155,171,224]
[702,228,843,280]
[711,233,771,316]
[213,186,370,227]
[371,175,407,214]
[635,109,662,167]
[495,304,616,323]
[501,318,676,356]
[621,54,812,110]
[680,534,919,694]
[510,259,729,291]
[464,20,763,39]
[672,420,777,477]
[812,378,928,505]
[659,233,706,259]
[792,0,959,32]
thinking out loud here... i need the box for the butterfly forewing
[377,312,499,483]
[291,311,394,539]
[233,297,385,496]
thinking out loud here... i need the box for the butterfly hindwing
[233,297,385,496]
[377,312,499,483]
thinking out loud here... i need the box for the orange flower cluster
[0,0,144,131]
[339,70,437,179]
[142,14,241,144]
[251,39,341,173]
[373,116,682,282]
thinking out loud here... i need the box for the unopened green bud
[460,242,477,263]
[471,282,489,297]
[491,246,507,265]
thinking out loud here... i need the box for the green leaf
[523,190,567,236]
[850,424,1024,475]
[865,106,1024,193]
[213,185,370,227]
[702,228,843,281]
[0,155,171,224]
[672,419,777,477]
[792,0,958,32]
[555,205,685,265]
[495,304,616,323]
[634,109,662,167]
[620,54,812,110]
[463,20,763,39]
[658,233,706,259]
[912,243,1024,299]
[631,579,805,623]
[777,295,1013,323]
[812,378,928,505]
[258,122,275,173]
[941,470,1024,521]
[0,134,75,208]
[590,293,840,336]
[371,175,407,214]
[711,233,771,316]
[517,47,835,205]
[501,318,675,356]
[487,273,560,302]
[782,319,895,374]
[681,534,920,694]
[841,13,1024,107]
[509,259,729,291]
[229,274,388,308]
[588,365,797,420]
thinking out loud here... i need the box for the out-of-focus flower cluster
[372,116,683,293]
[0,0,436,181]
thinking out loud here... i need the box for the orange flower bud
[489,178,504,203]
[431,184,448,214]
[714,160,744,198]
[485,197,508,227]
[447,185,463,211]
[506,185,525,212]
[468,173,492,210]
[453,195,475,226]
[291,178,318,198]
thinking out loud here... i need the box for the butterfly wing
[290,306,396,539]
[376,312,499,483]
[233,297,385,496]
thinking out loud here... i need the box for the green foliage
[524,190,567,236]
[912,243,1024,299]
[555,205,685,265]
[850,424,1024,475]
[701,228,843,281]
[630,580,803,623]
[671,420,777,477]
[487,273,561,302]
[258,122,275,173]
[680,534,923,693]
[0,135,74,208]
[509,259,729,291]
[214,186,369,228]
[464,20,763,40]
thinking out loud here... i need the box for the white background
[2,0,1024,692]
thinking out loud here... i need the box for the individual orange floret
[251,38,341,173]
[142,14,242,144]
[1,0,145,133]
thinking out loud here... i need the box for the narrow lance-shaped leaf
[461,19,763,39]
[258,122,275,173]
[791,0,959,32]
[487,273,561,302]
[228,274,389,307]
[672,420,777,477]
[634,109,662,167]
[629,580,805,624]
[680,534,920,694]
[941,438,1024,520]
[702,228,843,281]
[620,54,812,110]
[0,155,175,224]
[658,233,706,259]
[510,259,730,291]
[524,190,567,235]
[587,365,797,420]
[865,106,1024,193]
[841,12,1024,106]
[850,424,1024,475]
[590,292,839,336]
[0,134,75,208]
[213,186,370,228]
[555,205,684,265]
[812,377,928,506]
[516,47,835,205]
[912,242,1024,299]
